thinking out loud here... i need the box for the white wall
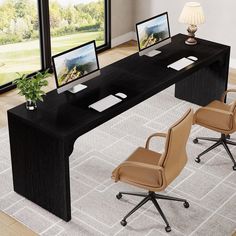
[111,0,134,39]
[134,0,236,65]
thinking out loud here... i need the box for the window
[0,0,110,92]
[49,0,107,55]
[0,0,41,89]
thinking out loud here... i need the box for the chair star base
[116,191,189,233]
[193,134,236,171]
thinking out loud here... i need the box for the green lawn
[0,31,103,86]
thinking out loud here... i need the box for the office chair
[193,89,236,171]
[112,109,193,232]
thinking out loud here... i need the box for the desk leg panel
[8,114,71,221]
[175,53,229,106]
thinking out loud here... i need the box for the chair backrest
[158,109,193,186]
[229,101,236,131]
[223,90,236,131]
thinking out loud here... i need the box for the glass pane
[49,0,105,55]
[0,0,41,87]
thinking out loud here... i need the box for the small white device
[187,56,198,61]
[115,93,127,99]
[167,57,194,71]
[89,95,122,112]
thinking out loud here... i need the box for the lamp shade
[179,2,205,25]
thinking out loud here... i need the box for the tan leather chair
[112,109,193,233]
[193,89,236,171]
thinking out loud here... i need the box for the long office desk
[8,34,230,221]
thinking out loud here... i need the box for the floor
[0,85,236,235]
[0,41,236,236]
[0,211,37,236]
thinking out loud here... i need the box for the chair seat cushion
[112,147,163,190]
[195,100,233,131]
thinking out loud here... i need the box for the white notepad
[167,58,194,71]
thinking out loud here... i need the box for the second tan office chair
[112,109,193,232]
[193,89,236,170]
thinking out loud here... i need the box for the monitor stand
[145,50,161,57]
[69,84,87,94]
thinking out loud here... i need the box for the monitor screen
[136,12,171,52]
[52,41,99,89]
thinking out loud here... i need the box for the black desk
[8,34,230,221]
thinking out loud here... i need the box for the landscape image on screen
[137,14,169,50]
[54,43,98,87]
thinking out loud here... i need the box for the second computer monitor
[136,12,171,57]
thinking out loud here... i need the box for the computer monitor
[52,41,100,94]
[136,12,171,57]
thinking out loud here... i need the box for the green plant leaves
[14,69,50,103]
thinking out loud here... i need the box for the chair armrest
[221,89,236,103]
[145,133,167,149]
[114,161,164,182]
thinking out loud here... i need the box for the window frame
[0,0,111,93]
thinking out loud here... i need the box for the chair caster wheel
[165,226,171,232]
[195,157,201,163]
[183,201,190,208]
[233,165,236,171]
[193,138,198,144]
[116,193,122,199]
[120,219,127,227]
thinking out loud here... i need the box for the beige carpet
[0,85,236,236]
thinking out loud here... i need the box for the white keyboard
[89,95,122,112]
[167,57,194,71]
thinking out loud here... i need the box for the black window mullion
[38,0,51,70]
[97,0,111,52]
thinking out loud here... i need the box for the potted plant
[14,70,50,111]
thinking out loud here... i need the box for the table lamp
[179,2,205,45]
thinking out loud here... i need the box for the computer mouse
[187,56,198,61]
[115,93,127,99]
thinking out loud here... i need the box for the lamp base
[185,24,198,46]
[185,37,197,45]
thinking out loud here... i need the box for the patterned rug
[0,85,236,236]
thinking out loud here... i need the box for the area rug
[0,85,236,236]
